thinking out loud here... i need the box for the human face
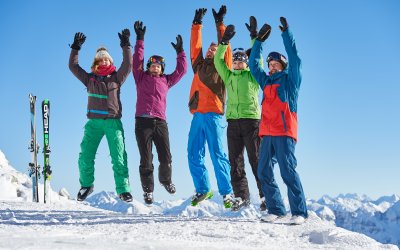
[205,45,218,58]
[233,61,247,70]
[97,58,111,67]
[268,60,283,75]
[149,63,162,76]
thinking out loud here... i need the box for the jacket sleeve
[116,45,132,86]
[214,44,232,85]
[166,51,188,88]
[132,39,145,84]
[217,23,233,71]
[282,28,301,90]
[68,49,90,87]
[190,24,203,73]
[249,40,269,90]
[250,38,264,69]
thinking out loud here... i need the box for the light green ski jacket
[214,44,261,120]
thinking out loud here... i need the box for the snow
[0,149,399,249]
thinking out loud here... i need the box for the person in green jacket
[214,17,264,211]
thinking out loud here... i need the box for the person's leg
[205,113,232,196]
[135,118,155,193]
[105,119,131,195]
[274,136,308,218]
[78,119,104,188]
[227,120,248,200]
[153,119,173,186]
[242,119,263,199]
[258,136,286,216]
[187,113,210,194]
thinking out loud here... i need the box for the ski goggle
[148,56,165,64]
[233,47,245,52]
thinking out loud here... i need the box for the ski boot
[191,191,213,206]
[223,194,234,208]
[231,197,251,211]
[77,186,94,201]
[162,183,176,194]
[143,192,153,205]
[119,192,133,202]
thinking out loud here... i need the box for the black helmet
[146,55,165,72]
[267,51,287,69]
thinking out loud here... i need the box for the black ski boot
[231,197,251,211]
[143,192,153,205]
[260,197,267,211]
[162,183,176,194]
[77,186,94,201]
[119,192,133,202]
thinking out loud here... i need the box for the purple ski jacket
[132,40,187,120]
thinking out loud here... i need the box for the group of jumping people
[68,5,308,225]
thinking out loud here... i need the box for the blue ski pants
[187,112,232,195]
[258,136,308,217]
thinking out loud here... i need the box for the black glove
[220,25,235,45]
[193,8,207,24]
[134,21,146,40]
[118,29,131,47]
[245,16,258,39]
[212,5,226,24]
[171,35,183,53]
[279,17,288,32]
[256,23,271,42]
[70,32,86,50]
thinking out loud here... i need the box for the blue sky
[1,0,399,202]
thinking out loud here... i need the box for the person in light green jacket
[214,17,264,211]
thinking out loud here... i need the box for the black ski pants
[227,119,263,200]
[135,117,172,193]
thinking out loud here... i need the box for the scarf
[94,65,116,76]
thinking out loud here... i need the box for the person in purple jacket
[132,21,187,205]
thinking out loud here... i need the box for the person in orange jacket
[187,5,234,208]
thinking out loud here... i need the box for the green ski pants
[78,119,130,194]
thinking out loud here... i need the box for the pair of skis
[29,94,52,203]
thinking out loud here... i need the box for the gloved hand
[70,32,86,50]
[193,8,207,25]
[134,21,146,40]
[256,23,271,42]
[171,35,183,53]
[245,16,258,39]
[118,29,131,47]
[279,17,288,32]
[220,25,235,45]
[212,5,226,24]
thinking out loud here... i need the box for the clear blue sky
[1,0,399,202]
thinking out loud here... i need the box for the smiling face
[97,58,111,67]
[205,44,218,58]
[268,60,284,75]
[233,60,247,70]
[149,63,162,76]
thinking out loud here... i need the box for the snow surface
[0,150,399,250]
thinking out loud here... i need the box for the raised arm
[246,16,264,68]
[190,8,207,72]
[280,17,301,89]
[249,23,272,89]
[132,21,146,83]
[214,24,235,85]
[116,29,132,85]
[167,35,188,88]
[68,32,90,86]
[213,5,232,70]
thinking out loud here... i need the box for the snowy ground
[1,150,399,250]
[0,200,397,250]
